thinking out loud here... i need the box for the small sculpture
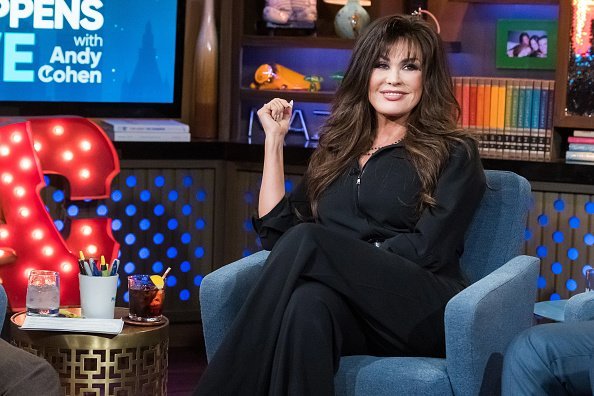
[250,63,321,91]
[263,0,317,25]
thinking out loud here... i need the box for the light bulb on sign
[19,158,33,170]
[80,140,92,151]
[87,245,98,255]
[13,186,25,197]
[11,132,22,143]
[2,173,13,184]
[31,229,43,240]
[53,125,64,136]
[42,246,55,256]
[62,151,74,161]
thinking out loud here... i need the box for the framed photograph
[496,19,557,70]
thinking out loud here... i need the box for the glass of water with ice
[26,270,60,316]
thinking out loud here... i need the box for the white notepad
[21,316,124,335]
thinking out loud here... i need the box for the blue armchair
[200,170,540,395]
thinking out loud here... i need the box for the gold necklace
[363,137,404,156]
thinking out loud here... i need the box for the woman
[507,32,531,57]
[196,14,485,395]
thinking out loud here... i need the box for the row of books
[99,119,191,142]
[565,130,594,165]
[453,77,555,162]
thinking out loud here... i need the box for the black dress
[195,140,486,396]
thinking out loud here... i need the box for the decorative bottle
[192,0,218,139]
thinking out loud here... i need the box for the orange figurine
[250,63,321,91]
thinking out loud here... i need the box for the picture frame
[495,19,558,70]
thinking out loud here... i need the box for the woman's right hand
[257,98,293,139]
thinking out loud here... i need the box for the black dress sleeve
[252,179,312,251]
[380,140,486,272]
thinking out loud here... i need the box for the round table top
[11,306,169,337]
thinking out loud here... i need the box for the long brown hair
[305,14,475,216]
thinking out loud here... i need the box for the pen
[109,259,120,276]
[89,258,101,276]
[78,250,86,274]
[100,255,108,276]
[83,261,93,276]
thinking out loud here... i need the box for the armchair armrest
[564,292,594,322]
[200,250,270,360]
[444,255,540,396]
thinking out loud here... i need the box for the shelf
[242,35,462,53]
[240,88,336,103]
[450,0,557,3]
[114,140,593,186]
[242,35,355,49]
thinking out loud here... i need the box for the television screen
[0,0,185,117]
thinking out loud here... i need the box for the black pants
[195,223,463,395]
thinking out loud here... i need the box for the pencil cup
[79,274,118,319]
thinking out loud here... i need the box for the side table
[10,307,169,395]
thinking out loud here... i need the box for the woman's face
[530,38,539,51]
[368,41,423,124]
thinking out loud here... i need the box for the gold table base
[10,307,169,396]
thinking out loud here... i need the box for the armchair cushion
[335,356,452,396]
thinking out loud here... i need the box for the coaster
[123,316,166,327]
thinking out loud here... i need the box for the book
[100,118,190,132]
[462,77,470,129]
[568,136,594,144]
[544,80,555,161]
[569,143,594,152]
[108,132,191,142]
[573,130,594,137]
[565,151,594,162]
[482,78,492,157]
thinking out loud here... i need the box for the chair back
[461,170,531,283]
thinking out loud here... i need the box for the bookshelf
[218,0,565,161]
